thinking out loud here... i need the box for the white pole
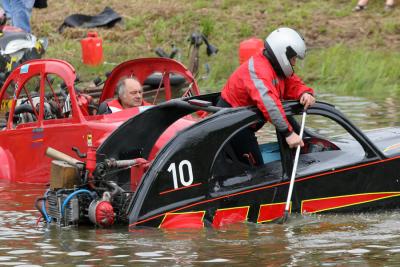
[283,111,307,220]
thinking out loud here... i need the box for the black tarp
[58,6,122,33]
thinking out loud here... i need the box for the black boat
[40,93,400,230]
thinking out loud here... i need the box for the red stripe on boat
[130,157,400,229]
[159,211,205,229]
[302,192,400,213]
[212,206,249,228]
[159,182,202,195]
[257,202,288,223]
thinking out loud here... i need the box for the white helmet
[264,27,306,77]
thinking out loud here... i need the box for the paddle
[281,111,307,223]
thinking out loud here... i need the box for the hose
[42,199,51,223]
[106,181,124,197]
[34,197,47,219]
[61,189,96,216]
[43,190,52,223]
[34,195,52,223]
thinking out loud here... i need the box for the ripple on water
[365,245,388,249]
[24,229,45,234]
[7,250,37,255]
[347,248,370,254]
[0,262,32,266]
[128,259,158,263]
[135,251,165,257]
[67,251,91,256]
[321,263,339,267]
[324,250,347,254]
[0,256,16,261]
[95,245,118,250]
[198,258,230,263]
[386,248,400,253]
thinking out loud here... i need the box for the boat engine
[40,160,97,226]
[46,188,94,227]
[36,148,137,227]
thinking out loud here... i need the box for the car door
[0,60,87,183]
[0,71,46,182]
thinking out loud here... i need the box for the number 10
[167,160,194,189]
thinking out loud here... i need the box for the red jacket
[107,99,151,113]
[221,51,314,135]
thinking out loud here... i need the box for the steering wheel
[301,137,340,154]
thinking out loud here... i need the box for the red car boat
[0,57,200,183]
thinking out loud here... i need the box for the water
[1,93,400,266]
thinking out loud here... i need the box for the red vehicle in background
[0,57,200,183]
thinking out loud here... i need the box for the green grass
[301,45,400,96]
[32,0,400,96]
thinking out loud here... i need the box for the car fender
[0,146,15,180]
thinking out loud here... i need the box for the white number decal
[167,163,178,189]
[167,160,194,189]
[178,160,193,186]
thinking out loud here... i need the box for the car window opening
[211,112,368,192]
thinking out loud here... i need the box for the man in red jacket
[218,27,315,166]
[100,77,151,114]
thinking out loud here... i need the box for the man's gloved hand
[300,93,315,110]
[285,132,304,148]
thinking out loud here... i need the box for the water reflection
[1,93,400,265]
[2,194,400,265]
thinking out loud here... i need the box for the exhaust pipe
[46,147,84,169]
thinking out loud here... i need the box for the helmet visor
[286,46,306,60]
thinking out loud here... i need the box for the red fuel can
[238,38,264,65]
[81,32,103,66]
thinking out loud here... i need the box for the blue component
[42,190,51,223]
[20,64,29,74]
[259,142,281,164]
[61,189,96,216]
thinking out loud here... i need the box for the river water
[1,93,400,266]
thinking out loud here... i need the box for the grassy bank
[300,45,400,96]
[31,0,400,94]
